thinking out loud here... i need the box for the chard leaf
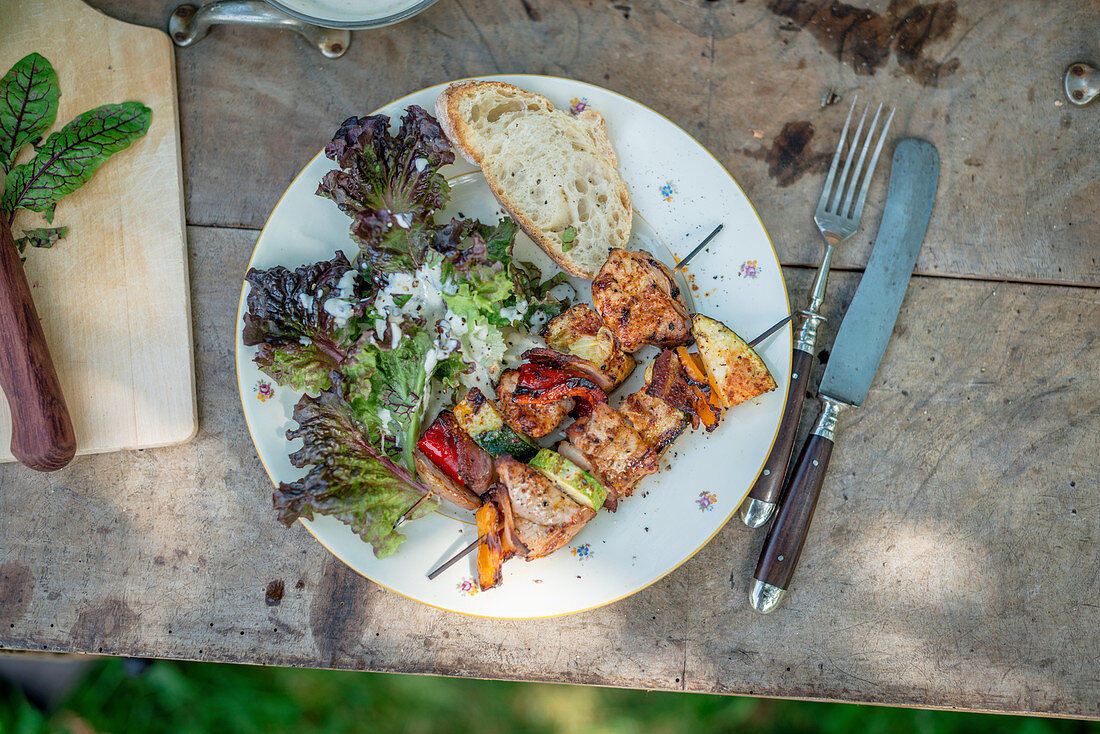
[15,225,66,256]
[3,102,151,221]
[274,375,436,559]
[0,53,59,170]
[242,252,370,393]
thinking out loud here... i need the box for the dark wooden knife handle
[753,418,835,591]
[747,347,813,506]
[0,218,76,471]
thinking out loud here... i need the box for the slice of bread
[436,81,632,279]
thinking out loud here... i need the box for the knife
[749,138,939,613]
[0,171,76,471]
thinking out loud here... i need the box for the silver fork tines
[815,98,895,244]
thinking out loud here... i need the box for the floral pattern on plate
[254,380,275,402]
[739,260,762,278]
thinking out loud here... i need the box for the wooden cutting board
[0,0,194,463]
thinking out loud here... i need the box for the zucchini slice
[454,388,538,461]
[529,448,608,511]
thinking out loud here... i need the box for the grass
[1,658,1097,734]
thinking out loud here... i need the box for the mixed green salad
[242,107,571,557]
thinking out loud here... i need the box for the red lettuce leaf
[274,373,436,559]
[242,252,369,392]
[316,106,453,273]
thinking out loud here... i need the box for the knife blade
[749,138,939,613]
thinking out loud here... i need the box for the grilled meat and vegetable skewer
[423,309,786,589]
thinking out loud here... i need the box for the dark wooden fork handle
[749,397,843,613]
[0,218,76,471]
[742,347,813,525]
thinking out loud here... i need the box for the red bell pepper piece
[416,420,465,486]
[516,362,573,391]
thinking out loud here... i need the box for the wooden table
[2,0,1097,719]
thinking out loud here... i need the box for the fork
[740,98,895,528]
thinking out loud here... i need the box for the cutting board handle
[0,218,76,471]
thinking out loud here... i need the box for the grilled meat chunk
[495,456,591,527]
[620,391,688,454]
[512,513,595,560]
[591,249,692,353]
[497,369,574,438]
[495,457,596,560]
[564,403,659,501]
[541,304,635,388]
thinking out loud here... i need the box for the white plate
[236,75,790,619]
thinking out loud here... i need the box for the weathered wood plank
[88,0,1099,285]
[1,226,1096,717]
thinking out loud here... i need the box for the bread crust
[435,81,555,166]
[435,81,482,165]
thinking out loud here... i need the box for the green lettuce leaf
[0,53,59,170]
[437,218,516,326]
[429,349,472,389]
[273,374,436,559]
[3,102,151,222]
[242,252,370,393]
[438,216,570,328]
[342,319,436,472]
[444,272,514,327]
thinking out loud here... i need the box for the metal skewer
[673,224,723,272]
[393,490,434,530]
[748,315,793,348]
[427,533,487,580]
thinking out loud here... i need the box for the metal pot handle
[1065,62,1097,106]
[169,1,350,58]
